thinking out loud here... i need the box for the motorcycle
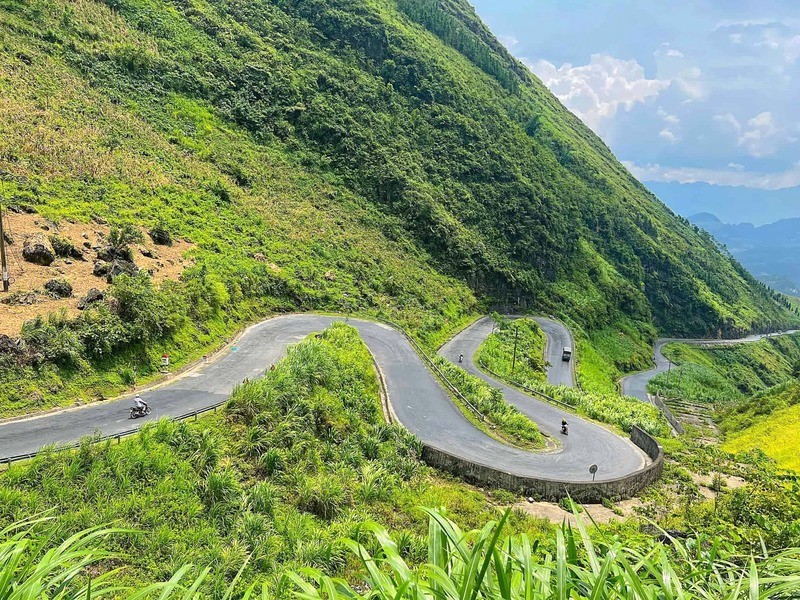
[560,423,569,436]
[130,404,151,419]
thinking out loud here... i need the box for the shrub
[149,221,173,246]
[48,234,75,258]
[21,311,83,366]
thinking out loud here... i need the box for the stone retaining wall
[422,425,663,503]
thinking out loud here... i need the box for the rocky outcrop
[44,278,73,298]
[93,260,109,277]
[77,288,104,310]
[106,259,138,282]
[22,233,55,266]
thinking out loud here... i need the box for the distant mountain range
[651,182,800,226]
[690,213,800,296]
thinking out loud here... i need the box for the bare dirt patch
[511,498,643,526]
[691,472,746,499]
[0,211,193,335]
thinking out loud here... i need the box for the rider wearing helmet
[134,394,148,411]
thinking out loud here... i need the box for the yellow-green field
[724,402,800,472]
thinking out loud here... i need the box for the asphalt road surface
[0,315,648,482]
[440,316,646,479]
[621,330,800,401]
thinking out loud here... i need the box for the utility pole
[665,362,672,392]
[0,204,9,292]
[511,326,519,374]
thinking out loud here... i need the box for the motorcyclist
[561,418,568,434]
[458,353,464,363]
[133,394,148,413]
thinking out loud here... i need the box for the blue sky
[471,0,800,224]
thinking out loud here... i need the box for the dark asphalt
[440,317,646,480]
[0,314,648,483]
[532,316,575,387]
[621,330,800,401]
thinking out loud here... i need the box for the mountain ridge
[689,212,800,295]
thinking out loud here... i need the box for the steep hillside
[0,0,796,406]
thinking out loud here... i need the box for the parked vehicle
[562,347,572,362]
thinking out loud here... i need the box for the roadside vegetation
[289,508,800,599]
[648,333,800,404]
[477,317,669,437]
[0,324,551,593]
[434,356,546,450]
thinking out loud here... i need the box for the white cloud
[713,113,741,132]
[739,111,780,157]
[530,54,669,133]
[657,107,680,124]
[728,163,745,171]
[653,44,706,99]
[624,160,800,191]
[499,34,520,51]
[659,128,679,143]
[713,111,785,157]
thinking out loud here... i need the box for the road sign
[589,464,598,481]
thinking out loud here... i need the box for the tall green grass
[288,509,800,599]
[6,510,800,599]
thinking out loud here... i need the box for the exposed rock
[78,287,104,310]
[92,215,108,225]
[27,391,44,406]
[140,247,157,259]
[149,227,172,246]
[0,291,40,306]
[44,278,73,298]
[83,241,92,249]
[93,260,109,277]
[253,252,266,262]
[106,258,138,282]
[0,334,22,355]
[3,230,13,245]
[22,233,55,266]
[324,270,337,281]
[96,245,116,262]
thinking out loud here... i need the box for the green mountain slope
[0,0,796,406]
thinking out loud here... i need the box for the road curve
[440,317,646,480]
[0,314,648,483]
[621,330,800,401]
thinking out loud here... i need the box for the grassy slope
[0,0,479,414]
[719,380,800,471]
[648,334,800,403]
[0,0,797,410]
[0,323,552,592]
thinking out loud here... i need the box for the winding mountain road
[621,330,799,402]
[0,315,649,483]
